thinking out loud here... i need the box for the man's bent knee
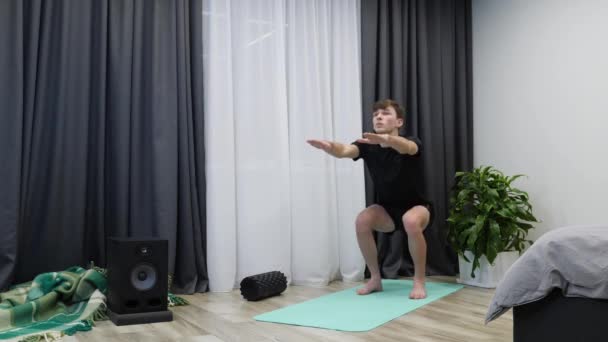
[402,209,428,235]
[355,205,385,234]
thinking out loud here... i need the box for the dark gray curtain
[361,0,473,277]
[0,0,208,294]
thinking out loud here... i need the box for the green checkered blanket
[0,266,106,341]
[0,266,188,341]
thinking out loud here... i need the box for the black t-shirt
[352,136,429,207]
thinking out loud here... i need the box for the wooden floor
[66,276,512,342]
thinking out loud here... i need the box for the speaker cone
[130,263,157,291]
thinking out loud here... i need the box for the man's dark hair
[373,99,404,119]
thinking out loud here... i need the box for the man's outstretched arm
[357,133,418,155]
[307,139,360,159]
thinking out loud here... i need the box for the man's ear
[397,118,404,128]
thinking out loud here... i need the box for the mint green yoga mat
[254,279,463,332]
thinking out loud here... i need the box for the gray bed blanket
[485,224,608,323]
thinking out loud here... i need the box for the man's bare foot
[409,280,427,299]
[357,277,383,295]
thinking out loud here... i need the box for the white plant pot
[457,250,519,288]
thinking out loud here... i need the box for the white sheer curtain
[203,0,365,291]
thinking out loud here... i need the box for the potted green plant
[447,165,539,288]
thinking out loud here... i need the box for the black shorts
[379,201,435,231]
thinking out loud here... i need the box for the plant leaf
[446,165,538,276]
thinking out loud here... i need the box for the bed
[485,225,608,341]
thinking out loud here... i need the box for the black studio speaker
[106,237,173,325]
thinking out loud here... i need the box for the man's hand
[307,139,360,159]
[307,139,335,154]
[356,132,389,145]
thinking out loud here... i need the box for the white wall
[473,0,608,239]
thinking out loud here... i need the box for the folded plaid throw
[0,266,107,341]
[0,265,190,342]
